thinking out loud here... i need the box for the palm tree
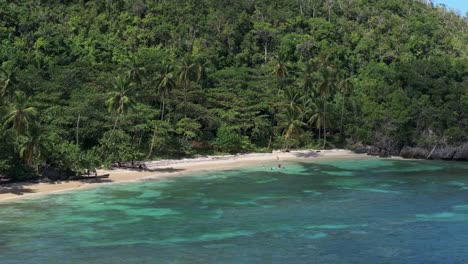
[301,60,315,93]
[337,71,352,134]
[3,91,37,138]
[18,122,48,165]
[272,55,289,93]
[279,106,305,151]
[315,66,337,148]
[155,64,176,121]
[317,66,337,98]
[194,57,209,90]
[0,61,18,99]
[124,55,145,88]
[106,75,135,140]
[307,97,331,147]
[178,56,198,115]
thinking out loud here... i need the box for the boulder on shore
[400,147,430,159]
[453,144,468,161]
[430,146,457,160]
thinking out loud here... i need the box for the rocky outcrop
[452,144,468,161]
[399,144,468,161]
[430,147,457,160]
[350,142,468,161]
[400,147,429,159]
[349,141,399,157]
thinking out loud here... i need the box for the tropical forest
[0,0,467,180]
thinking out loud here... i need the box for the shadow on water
[296,159,452,178]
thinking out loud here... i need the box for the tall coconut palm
[316,66,337,148]
[124,55,145,88]
[337,71,352,133]
[301,60,315,93]
[272,55,289,93]
[18,122,48,165]
[155,64,176,121]
[194,57,209,90]
[317,66,337,98]
[0,61,18,99]
[307,97,331,146]
[106,75,135,140]
[178,56,198,115]
[3,91,37,138]
[279,106,305,151]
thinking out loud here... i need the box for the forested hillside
[0,0,467,179]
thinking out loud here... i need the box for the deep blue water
[0,158,467,263]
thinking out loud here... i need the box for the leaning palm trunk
[147,125,158,159]
[160,96,166,121]
[107,115,119,142]
[25,145,34,165]
[323,104,327,149]
[340,96,345,134]
[76,114,81,145]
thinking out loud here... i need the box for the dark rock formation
[430,146,457,160]
[398,144,468,161]
[351,142,468,162]
[453,144,468,161]
[41,166,61,181]
[400,147,429,159]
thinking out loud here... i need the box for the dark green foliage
[0,0,466,179]
[214,124,252,154]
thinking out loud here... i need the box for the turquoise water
[1,158,468,263]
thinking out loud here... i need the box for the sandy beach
[0,149,367,202]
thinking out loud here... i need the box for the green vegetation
[0,0,466,180]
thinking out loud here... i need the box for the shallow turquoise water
[1,158,468,263]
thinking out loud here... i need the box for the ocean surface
[0,158,467,264]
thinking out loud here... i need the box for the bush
[97,130,142,167]
[213,125,252,154]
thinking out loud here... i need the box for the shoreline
[0,149,369,202]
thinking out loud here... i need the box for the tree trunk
[107,115,119,142]
[27,145,33,165]
[147,124,158,159]
[160,96,165,121]
[183,81,189,117]
[318,126,321,143]
[323,105,327,149]
[138,130,143,146]
[340,96,345,133]
[264,43,268,64]
[76,114,81,145]
[267,135,272,150]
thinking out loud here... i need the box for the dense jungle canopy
[0,0,467,179]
